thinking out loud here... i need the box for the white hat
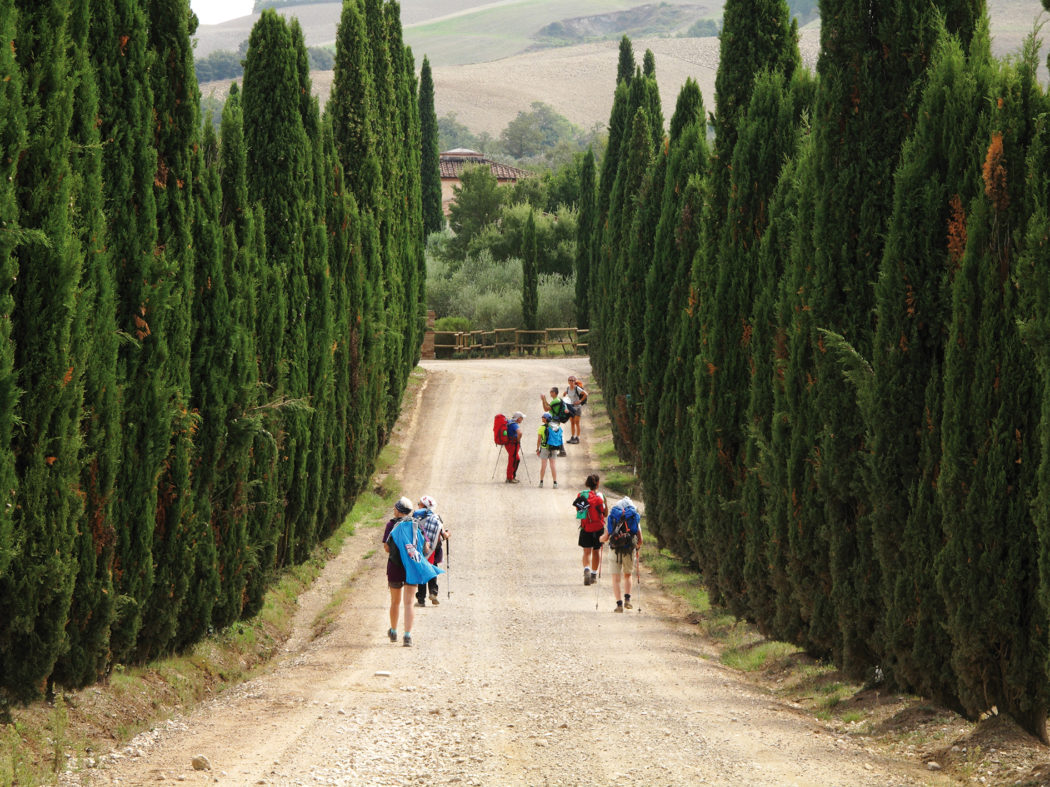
[618,496,634,508]
[512,411,525,421]
[419,495,436,510]
[395,496,413,514]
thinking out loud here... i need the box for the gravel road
[74,358,952,787]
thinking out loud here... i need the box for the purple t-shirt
[383,516,406,583]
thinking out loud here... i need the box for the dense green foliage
[589,2,1050,740]
[419,56,443,235]
[0,0,426,705]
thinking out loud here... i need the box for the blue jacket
[388,518,444,585]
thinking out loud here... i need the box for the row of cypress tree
[582,0,1050,742]
[0,0,434,704]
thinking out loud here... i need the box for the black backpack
[609,518,636,555]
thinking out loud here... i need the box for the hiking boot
[429,594,440,606]
[388,628,398,642]
[558,449,567,457]
[624,600,633,610]
[613,605,624,613]
[538,480,543,487]
[403,633,412,647]
[415,600,426,607]
[506,478,520,484]
[583,569,591,586]
[552,481,558,488]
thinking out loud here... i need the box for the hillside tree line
[0,0,431,705]
[583,0,1050,743]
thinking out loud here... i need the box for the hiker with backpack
[541,387,571,456]
[573,473,607,586]
[495,411,525,483]
[535,412,563,488]
[562,375,588,444]
[600,496,642,612]
[413,495,448,607]
[383,496,444,646]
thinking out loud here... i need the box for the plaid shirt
[415,509,444,547]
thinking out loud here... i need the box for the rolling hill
[195,0,1048,139]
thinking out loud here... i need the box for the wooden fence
[422,328,588,359]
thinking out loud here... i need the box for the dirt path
[74,359,953,786]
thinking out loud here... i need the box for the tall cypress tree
[1,0,82,698]
[0,0,23,645]
[615,35,634,86]
[638,80,704,549]
[419,56,443,236]
[330,0,386,478]
[181,119,227,647]
[692,0,798,615]
[321,116,363,524]
[591,77,631,382]
[867,23,993,705]
[54,0,120,688]
[212,85,260,628]
[92,0,161,664]
[389,13,424,376]
[138,0,200,658]
[242,9,311,569]
[938,46,1048,742]
[604,104,654,460]
[522,209,538,331]
[775,0,969,671]
[407,45,428,362]
[574,150,596,330]
[737,68,814,637]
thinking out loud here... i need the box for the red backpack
[493,414,510,445]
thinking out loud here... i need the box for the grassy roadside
[584,378,1050,787]
[0,368,427,787]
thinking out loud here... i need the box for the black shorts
[578,528,603,550]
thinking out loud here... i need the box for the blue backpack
[543,422,564,449]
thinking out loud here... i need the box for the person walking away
[541,387,569,456]
[384,496,443,646]
[576,474,607,585]
[504,411,525,483]
[563,375,588,444]
[536,412,563,488]
[600,496,642,611]
[383,497,416,645]
[413,495,448,607]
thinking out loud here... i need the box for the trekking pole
[445,536,451,599]
[491,445,503,480]
[632,545,641,613]
[594,544,604,610]
[520,448,532,484]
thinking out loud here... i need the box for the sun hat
[619,496,634,508]
[541,412,552,421]
[395,496,413,514]
[512,411,525,421]
[419,494,436,510]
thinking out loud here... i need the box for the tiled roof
[439,152,531,181]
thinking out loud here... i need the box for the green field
[404,0,654,66]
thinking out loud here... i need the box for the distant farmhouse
[439,149,531,215]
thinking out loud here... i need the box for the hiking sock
[624,594,631,602]
[617,600,623,608]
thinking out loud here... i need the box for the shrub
[434,316,471,332]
